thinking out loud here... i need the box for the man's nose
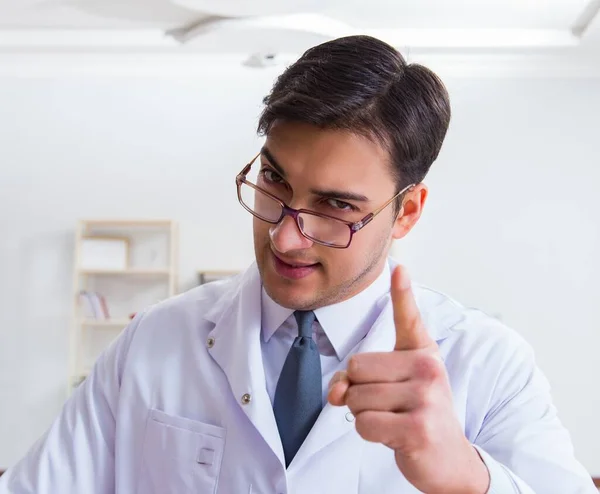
[269,214,313,253]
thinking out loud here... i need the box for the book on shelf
[78,290,110,320]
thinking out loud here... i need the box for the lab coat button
[207,337,215,348]
[345,412,355,422]
[241,393,251,404]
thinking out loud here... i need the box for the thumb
[392,265,432,351]
[327,371,350,407]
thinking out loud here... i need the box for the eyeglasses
[236,153,415,249]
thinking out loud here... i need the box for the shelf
[79,268,171,276]
[82,219,174,228]
[81,318,132,328]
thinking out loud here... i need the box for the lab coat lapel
[289,298,397,473]
[202,257,456,472]
[203,264,285,465]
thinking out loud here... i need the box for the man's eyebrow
[260,146,286,177]
[309,188,369,203]
[260,145,369,203]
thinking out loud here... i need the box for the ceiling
[0,0,591,29]
[0,0,598,75]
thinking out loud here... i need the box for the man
[0,35,595,494]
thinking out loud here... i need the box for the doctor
[0,35,596,494]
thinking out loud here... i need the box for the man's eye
[262,169,284,184]
[327,199,355,211]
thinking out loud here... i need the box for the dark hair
[258,35,451,214]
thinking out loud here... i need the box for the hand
[327,265,490,494]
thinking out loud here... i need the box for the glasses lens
[298,212,351,248]
[239,181,282,223]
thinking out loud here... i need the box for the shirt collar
[261,261,391,361]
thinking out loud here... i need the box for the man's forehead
[263,126,390,169]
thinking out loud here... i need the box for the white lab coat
[0,259,596,493]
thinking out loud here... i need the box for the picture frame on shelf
[80,236,129,271]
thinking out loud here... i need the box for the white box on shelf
[80,236,129,271]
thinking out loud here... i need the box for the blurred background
[0,0,599,484]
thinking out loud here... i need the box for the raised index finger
[392,265,433,351]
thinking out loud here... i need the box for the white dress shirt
[261,262,391,406]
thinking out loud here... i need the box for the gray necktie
[273,310,323,467]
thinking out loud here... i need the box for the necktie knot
[294,310,316,339]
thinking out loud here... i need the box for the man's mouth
[271,251,320,279]
[275,255,318,268]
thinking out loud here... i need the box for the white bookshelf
[68,218,178,393]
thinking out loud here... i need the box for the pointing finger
[392,265,433,351]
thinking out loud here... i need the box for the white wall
[0,60,599,476]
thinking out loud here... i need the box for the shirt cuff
[473,445,519,494]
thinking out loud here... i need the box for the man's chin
[261,266,320,310]
[270,293,319,311]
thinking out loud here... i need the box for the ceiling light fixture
[169,13,581,49]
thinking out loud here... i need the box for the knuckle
[414,353,443,381]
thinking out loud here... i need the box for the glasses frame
[236,152,415,249]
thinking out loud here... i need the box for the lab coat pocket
[137,408,226,494]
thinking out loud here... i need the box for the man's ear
[392,183,428,241]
